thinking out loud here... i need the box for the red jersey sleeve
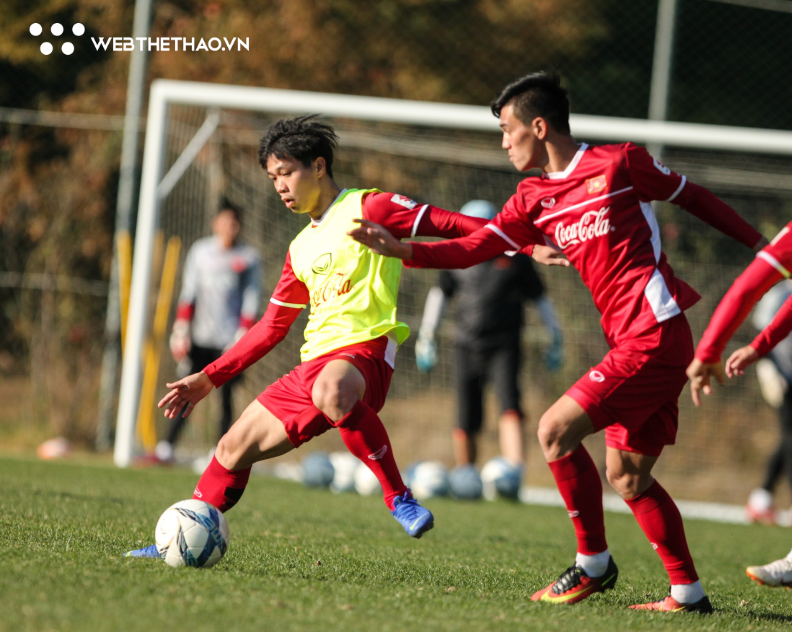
[625,143,762,249]
[624,142,687,203]
[269,251,310,308]
[752,295,792,357]
[695,223,792,362]
[406,193,543,269]
[362,192,486,239]
[203,253,306,386]
[749,224,792,356]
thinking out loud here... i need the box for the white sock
[748,488,773,512]
[670,581,705,604]
[576,549,610,578]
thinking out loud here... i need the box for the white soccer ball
[329,452,360,493]
[408,461,450,500]
[155,499,230,568]
[480,457,523,501]
[354,464,382,496]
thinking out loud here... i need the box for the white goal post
[115,78,792,468]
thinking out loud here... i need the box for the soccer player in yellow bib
[124,116,490,557]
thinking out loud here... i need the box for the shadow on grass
[32,489,125,504]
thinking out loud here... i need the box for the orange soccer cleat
[629,594,713,613]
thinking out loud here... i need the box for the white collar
[545,143,588,180]
[311,188,348,226]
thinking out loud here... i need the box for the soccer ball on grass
[155,499,229,568]
[480,457,523,501]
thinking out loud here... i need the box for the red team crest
[586,175,607,194]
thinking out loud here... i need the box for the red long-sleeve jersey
[405,143,762,348]
[203,191,485,387]
[696,223,792,362]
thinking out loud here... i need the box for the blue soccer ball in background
[301,451,335,488]
[449,464,483,500]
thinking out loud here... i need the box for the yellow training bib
[289,188,410,361]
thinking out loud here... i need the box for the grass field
[2,455,791,632]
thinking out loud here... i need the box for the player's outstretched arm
[687,241,790,405]
[626,143,766,250]
[349,219,413,259]
[158,371,214,419]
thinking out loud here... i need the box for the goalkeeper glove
[169,319,191,362]
[415,335,438,373]
[543,331,563,372]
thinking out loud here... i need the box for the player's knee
[215,433,240,470]
[312,380,356,422]
[605,467,645,499]
[537,413,561,454]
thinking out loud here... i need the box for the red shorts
[258,337,396,448]
[566,314,694,457]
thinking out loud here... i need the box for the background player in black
[414,200,563,469]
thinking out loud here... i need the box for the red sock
[334,401,407,510]
[547,445,608,555]
[624,480,698,584]
[193,455,251,513]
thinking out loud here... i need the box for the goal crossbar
[114,78,792,467]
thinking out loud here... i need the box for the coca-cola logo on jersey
[554,207,612,249]
[311,271,354,308]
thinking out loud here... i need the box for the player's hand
[531,245,570,267]
[415,335,437,373]
[158,371,214,419]
[725,345,760,378]
[348,219,413,259]
[686,358,726,407]
[169,320,191,362]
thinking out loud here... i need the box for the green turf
[1,455,790,631]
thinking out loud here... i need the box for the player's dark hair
[258,115,339,178]
[218,198,242,222]
[491,72,570,135]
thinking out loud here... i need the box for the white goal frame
[115,78,792,467]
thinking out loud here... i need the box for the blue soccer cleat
[123,544,161,559]
[391,491,434,538]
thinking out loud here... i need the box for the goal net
[117,80,792,506]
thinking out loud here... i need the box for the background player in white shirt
[157,203,261,463]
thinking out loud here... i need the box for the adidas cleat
[391,491,434,538]
[629,594,713,613]
[746,557,792,588]
[531,556,618,604]
[123,544,161,559]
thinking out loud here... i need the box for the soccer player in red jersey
[687,222,792,589]
[350,72,768,612]
[124,116,491,558]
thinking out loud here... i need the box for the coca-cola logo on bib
[555,207,612,249]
